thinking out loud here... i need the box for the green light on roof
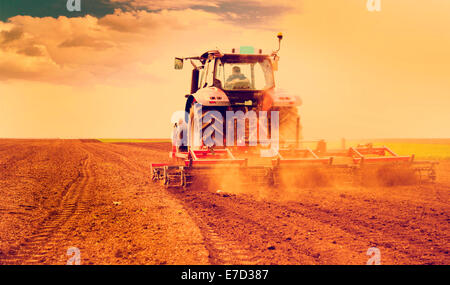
[239,46,255,54]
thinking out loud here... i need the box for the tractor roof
[179,49,273,65]
[221,53,271,63]
[199,50,272,63]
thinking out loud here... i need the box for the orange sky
[0,0,449,139]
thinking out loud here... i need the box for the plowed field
[0,140,448,264]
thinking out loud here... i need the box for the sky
[0,0,449,139]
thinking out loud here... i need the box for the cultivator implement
[151,142,437,189]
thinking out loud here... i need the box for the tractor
[151,33,437,188]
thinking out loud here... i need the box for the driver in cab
[225,66,250,89]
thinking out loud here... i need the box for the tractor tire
[187,101,225,149]
[277,106,302,145]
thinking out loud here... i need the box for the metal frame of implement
[151,142,437,188]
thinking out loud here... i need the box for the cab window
[204,59,214,87]
[198,67,205,89]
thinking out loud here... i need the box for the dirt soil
[0,139,448,265]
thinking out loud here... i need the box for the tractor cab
[175,48,279,106]
[198,52,275,91]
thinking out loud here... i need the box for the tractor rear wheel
[277,106,302,145]
[187,102,225,149]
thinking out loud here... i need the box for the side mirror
[174,57,184,70]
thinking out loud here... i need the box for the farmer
[226,66,247,82]
[225,66,250,89]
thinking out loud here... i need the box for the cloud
[110,0,219,10]
[0,47,59,81]
[17,44,45,56]
[110,0,297,26]
[0,1,294,85]
[0,8,233,84]
[59,34,113,49]
[191,0,296,26]
[96,8,196,33]
[1,26,23,44]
